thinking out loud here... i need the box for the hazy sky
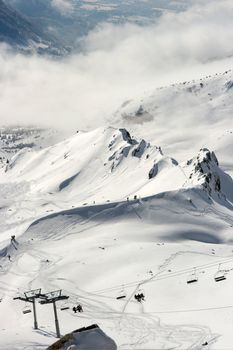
[1,0,233,130]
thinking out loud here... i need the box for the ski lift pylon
[214,264,227,282]
[187,268,198,284]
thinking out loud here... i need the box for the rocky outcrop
[187,148,222,196]
[47,324,117,350]
[108,128,153,171]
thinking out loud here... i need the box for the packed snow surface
[0,71,233,350]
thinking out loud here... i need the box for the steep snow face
[1,127,173,201]
[112,70,233,177]
[0,127,232,218]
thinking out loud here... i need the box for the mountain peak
[187,148,233,205]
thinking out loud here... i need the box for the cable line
[91,255,233,295]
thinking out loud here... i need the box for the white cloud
[0,0,233,131]
[51,0,74,15]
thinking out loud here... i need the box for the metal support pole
[32,298,38,330]
[53,301,61,338]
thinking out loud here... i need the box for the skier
[73,304,83,313]
[134,292,145,302]
[140,293,145,301]
[72,306,77,313]
[77,304,83,312]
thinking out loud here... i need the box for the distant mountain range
[1,0,190,55]
[0,0,69,55]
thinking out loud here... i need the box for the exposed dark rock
[149,163,158,179]
[47,324,117,350]
[132,140,147,158]
[119,128,137,145]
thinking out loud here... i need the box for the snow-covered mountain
[0,117,232,349]
[2,127,232,211]
[0,0,233,347]
[112,69,233,178]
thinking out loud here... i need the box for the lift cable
[91,255,233,295]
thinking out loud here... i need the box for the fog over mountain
[0,1,233,350]
[0,0,233,131]
[7,0,190,47]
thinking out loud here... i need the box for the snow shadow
[59,172,80,191]
[163,229,223,244]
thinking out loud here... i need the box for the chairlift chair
[116,287,126,300]
[60,305,70,311]
[187,268,198,284]
[60,299,70,311]
[22,304,32,314]
[214,265,227,282]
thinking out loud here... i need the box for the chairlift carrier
[214,265,227,282]
[60,299,70,311]
[23,309,32,314]
[60,306,70,311]
[116,286,126,300]
[187,268,198,284]
[23,303,32,314]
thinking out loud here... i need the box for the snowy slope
[112,69,233,177]
[0,124,232,349]
[0,127,232,227]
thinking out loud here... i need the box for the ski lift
[22,303,32,315]
[61,305,70,311]
[187,268,198,284]
[214,264,227,282]
[116,286,126,300]
[60,301,70,311]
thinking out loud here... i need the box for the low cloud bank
[51,0,74,15]
[1,0,233,130]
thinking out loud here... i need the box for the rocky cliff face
[47,324,117,350]
[186,148,233,205]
